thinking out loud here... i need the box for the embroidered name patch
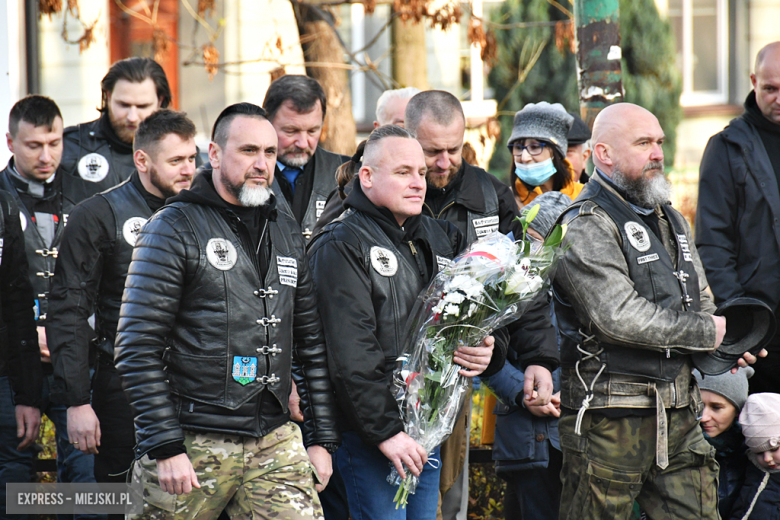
[637,253,659,265]
[472,215,500,238]
[0,238,4,266]
[370,246,398,277]
[122,217,148,246]
[676,234,693,262]
[232,356,257,385]
[77,153,110,183]
[316,199,326,219]
[277,256,298,287]
[625,222,651,252]
[206,238,237,270]
[436,255,452,272]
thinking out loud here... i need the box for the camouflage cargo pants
[558,406,719,520]
[128,422,324,520]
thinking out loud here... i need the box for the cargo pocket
[132,455,177,516]
[584,459,643,518]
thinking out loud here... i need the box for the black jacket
[59,115,137,205]
[47,173,163,407]
[0,190,41,407]
[729,463,780,520]
[696,93,780,309]
[307,184,541,447]
[115,171,339,458]
[272,146,349,240]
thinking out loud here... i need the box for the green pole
[574,0,623,128]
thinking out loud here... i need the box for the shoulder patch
[206,238,238,270]
[370,246,398,277]
[624,222,651,252]
[78,153,110,182]
[19,212,27,232]
[122,217,148,246]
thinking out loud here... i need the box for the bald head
[751,42,780,125]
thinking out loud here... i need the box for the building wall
[39,2,110,130]
[0,0,26,166]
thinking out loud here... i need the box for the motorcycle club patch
[0,238,3,266]
[206,238,238,270]
[676,234,693,262]
[122,217,147,246]
[19,212,27,232]
[472,215,500,238]
[77,153,110,183]
[277,256,298,287]
[232,356,257,385]
[316,199,326,219]
[637,253,659,265]
[624,222,651,252]
[370,246,398,277]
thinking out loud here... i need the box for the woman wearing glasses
[507,102,584,210]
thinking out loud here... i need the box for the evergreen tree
[488,0,682,174]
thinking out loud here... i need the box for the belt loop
[655,386,669,470]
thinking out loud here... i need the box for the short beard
[279,147,314,168]
[108,110,136,144]
[426,164,460,189]
[238,184,272,207]
[221,171,272,207]
[611,161,670,209]
[148,164,178,199]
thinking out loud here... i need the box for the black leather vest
[555,181,701,382]
[0,168,75,323]
[60,119,136,204]
[315,209,458,367]
[95,179,153,351]
[272,148,343,240]
[162,201,303,410]
[465,169,500,244]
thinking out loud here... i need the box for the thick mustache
[643,161,664,174]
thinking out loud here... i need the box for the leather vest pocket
[166,350,226,403]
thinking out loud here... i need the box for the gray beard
[279,153,312,169]
[238,184,272,207]
[611,162,671,209]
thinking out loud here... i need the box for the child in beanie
[728,393,780,520]
[693,368,753,518]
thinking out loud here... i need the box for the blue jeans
[0,374,99,520]
[337,431,441,520]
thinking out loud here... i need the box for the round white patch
[19,212,27,232]
[624,222,651,252]
[77,153,110,183]
[122,217,148,246]
[370,246,398,277]
[206,238,238,271]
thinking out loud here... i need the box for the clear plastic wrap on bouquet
[387,226,566,507]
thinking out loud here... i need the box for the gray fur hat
[523,191,572,237]
[507,102,574,157]
[693,366,754,411]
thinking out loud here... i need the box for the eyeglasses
[511,142,548,156]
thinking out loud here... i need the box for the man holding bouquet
[308,124,558,519]
[553,103,764,520]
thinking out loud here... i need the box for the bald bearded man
[551,103,763,520]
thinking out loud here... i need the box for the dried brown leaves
[554,20,575,54]
[393,0,462,30]
[202,43,220,80]
[197,0,216,18]
[153,28,170,63]
[467,17,496,66]
[362,0,376,16]
[40,0,62,19]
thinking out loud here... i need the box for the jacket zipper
[423,201,456,220]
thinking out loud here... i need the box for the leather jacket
[0,161,77,325]
[0,190,41,406]
[59,116,137,205]
[308,203,464,446]
[114,171,339,458]
[553,174,718,411]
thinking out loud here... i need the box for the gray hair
[375,87,421,125]
[404,90,465,136]
[363,125,416,168]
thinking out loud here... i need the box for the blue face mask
[514,158,556,187]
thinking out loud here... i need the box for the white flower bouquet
[388,207,567,508]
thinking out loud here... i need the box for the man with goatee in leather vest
[46,110,197,503]
[552,103,763,520]
[308,125,557,519]
[115,103,339,519]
